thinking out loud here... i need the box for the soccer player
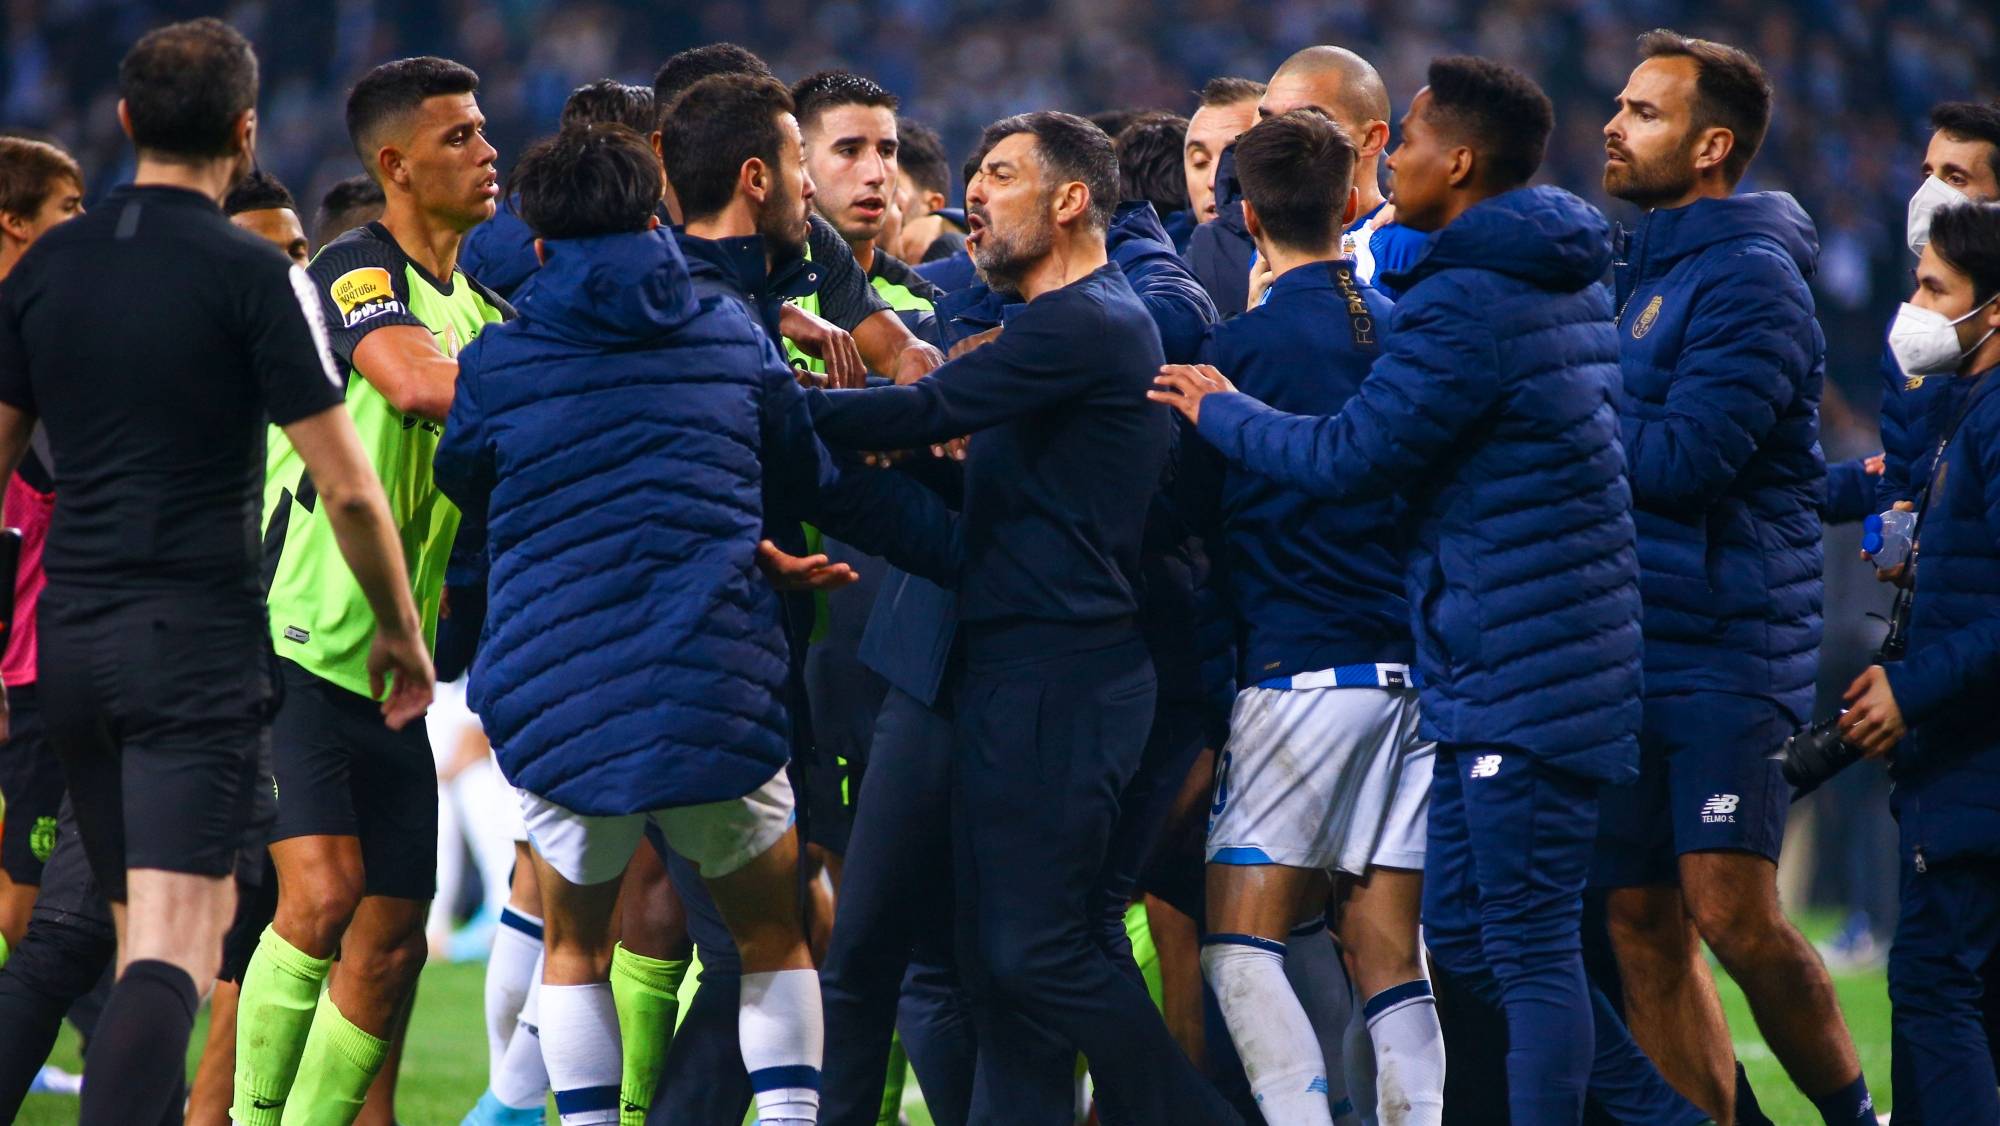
[808,109,1242,1126]
[225,170,312,265]
[1154,57,1643,1125]
[1180,108,1442,1126]
[1184,77,1262,227]
[232,55,509,1126]
[0,136,81,968]
[314,174,386,250]
[437,116,947,1126]
[650,43,944,387]
[1595,32,1873,1126]
[0,19,431,1124]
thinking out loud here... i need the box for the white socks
[1284,918,1364,1125]
[486,908,543,1078]
[740,968,823,1125]
[541,981,622,1124]
[1362,981,1445,1126]
[1202,934,1337,1126]
[494,967,552,1110]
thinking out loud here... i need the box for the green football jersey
[262,222,511,698]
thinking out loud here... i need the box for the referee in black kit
[0,19,433,1123]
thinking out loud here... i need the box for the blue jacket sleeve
[1621,252,1809,511]
[1195,281,1501,503]
[1110,221,1218,365]
[432,349,493,528]
[1876,345,1920,509]
[1884,423,2000,727]
[759,343,959,584]
[1822,457,1877,524]
[808,290,1108,449]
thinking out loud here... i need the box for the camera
[1777,716,1867,798]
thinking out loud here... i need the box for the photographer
[1838,200,2000,1123]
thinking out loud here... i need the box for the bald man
[1187,46,1429,316]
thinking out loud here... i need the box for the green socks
[0,928,10,970]
[281,988,388,1125]
[877,1034,910,1126]
[233,926,334,1126]
[610,942,690,1125]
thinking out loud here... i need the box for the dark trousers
[952,631,1238,1126]
[1424,744,1600,1126]
[1888,848,2000,1124]
[820,686,975,1126]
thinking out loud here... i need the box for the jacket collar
[1614,191,1819,287]
[672,226,820,341]
[1264,258,1360,303]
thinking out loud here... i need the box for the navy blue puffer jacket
[1885,368,2000,863]
[1613,193,1826,724]
[435,229,950,814]
[1196,186,1642,781]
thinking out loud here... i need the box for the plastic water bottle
[1862,509,1916,570]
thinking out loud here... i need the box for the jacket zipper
[1614,215,1649,324]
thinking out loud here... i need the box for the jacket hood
[1622,191,1819,281]
[513,228,698,344]
[1391,185,1612,294]
[1109,201,1176,261]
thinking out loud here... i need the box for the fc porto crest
[1904,374,1926,392]
[1631,294,1663,339]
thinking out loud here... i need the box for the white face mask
[1889,296,1998,376]
[1907,175,1970,255]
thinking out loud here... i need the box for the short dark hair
[223,170,297,217]
[1116,113,1191,217]
[346,57,481,170]
[1929,202,2000,300]
[0,137,82,218]
[315,174,385,243]
[979,111,1119,234]
[1930,100,2000,186]
[513,125,664,241]
[1198,76,1266,109]
[561,80,656,134]
[1422,56,1553,190]
[1233,110,1356,252]
[1637,29,1772,186]
[898,120,951,199]
[652,43,774,129]
[118,18,258,160]
[791,70,898,135]
[659,74,795,224]
[1087,108,1148,141]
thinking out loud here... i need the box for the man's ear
[1341,184,1361,227]
[740,157,770,207]
[924,189,948,213]
[1053,180,1091,228]
[1358,119,1391,161]
[1445,143,1477,190]
[1690,126,1736,179]
[0,209,28,245]
[646,213,662,231]
[375,144,404,190]
[533,238,547,265]
[1241,197,1263,242]
[235,108,256,160]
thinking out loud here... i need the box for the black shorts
[269,659,436,900]
[38,590,272,902]
[0,686,64,885]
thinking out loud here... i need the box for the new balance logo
[1700,793,1740,823]
[1469,754,1502,779]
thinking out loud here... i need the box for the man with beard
[233,56,512,1126]
[1595,31,1874,1126]
[807,111,1242,1126]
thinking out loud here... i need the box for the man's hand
[1863,452,1886,476]
[1839,665,1906,759]
[948,326,1002,361]
[1246,254,1275,309]
[756,539,860,592]
[1149,364,1238,427]
[780,305,867,389]
[893,340,945,386]
[368,625,436,732]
